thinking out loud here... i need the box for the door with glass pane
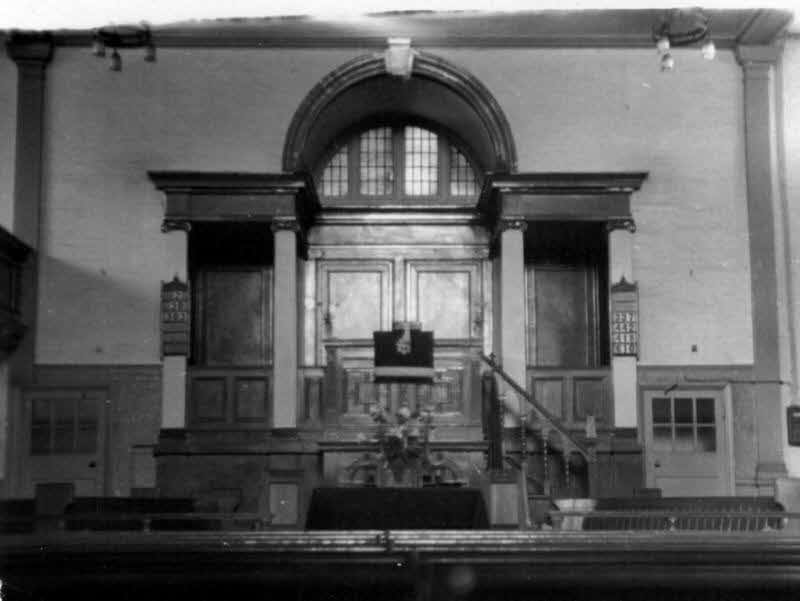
[643,389,732,496]
[21,390,107,497]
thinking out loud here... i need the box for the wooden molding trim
[480,172,647,227]
[148,171,315,194]
[149,171,321,229]
[487,172,649,195]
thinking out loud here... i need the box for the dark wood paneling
[188,369,272,428]
[234,378,269,421]
[195,268,272,367]
[192,378,226,422]
[528,368,611,426]
[524,222,606,369]
[534,267,590,367]
[573,376,609,422]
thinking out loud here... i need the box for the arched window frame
[315,119,483,206]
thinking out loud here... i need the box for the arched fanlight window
[319,125,479,200]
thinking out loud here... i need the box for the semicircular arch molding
[282,52,517,174]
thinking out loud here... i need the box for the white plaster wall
[38,48,358,363]
[779,36,800,475]
[0,55,17,232]
[37,46,753,366]
[440,48,752,366]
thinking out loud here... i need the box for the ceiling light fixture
[91,24,156,71]
[652,8,715,72]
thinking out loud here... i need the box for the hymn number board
[611,277,639,357]
[788,407,800,446]
[161,276,190,356]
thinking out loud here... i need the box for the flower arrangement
[367,404,435,484]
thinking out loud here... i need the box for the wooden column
[272,218,300,428]
[160,220,190,429]
[737,45,791,484]
[498,219,528,420]
[499,219,531,529]
[608,220,638,429]
[494,218,528,428]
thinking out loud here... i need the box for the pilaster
[272,218,300,428]
[3,33,53,494]
[737,44,790,483]
[497,219,527,422]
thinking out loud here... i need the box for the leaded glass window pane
[404,126,438,195]
[449,146,478,196]
[321,146,348,197]
[360,127,393,196]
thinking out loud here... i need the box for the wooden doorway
[642,388,734,496]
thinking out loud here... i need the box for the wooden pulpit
[373,321,434,383]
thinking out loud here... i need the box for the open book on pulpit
[373,321,434,383]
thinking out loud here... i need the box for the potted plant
[368,404,435,487]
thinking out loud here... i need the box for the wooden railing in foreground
[7,528,800,599]
[550,510,791,532]
[1,511,270,533]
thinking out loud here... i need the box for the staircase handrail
[480,352,595,462]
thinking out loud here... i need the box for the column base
[755,461,788,495]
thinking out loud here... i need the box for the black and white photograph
[1,1,800,599]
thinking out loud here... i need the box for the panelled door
[643,389,733,496]
[316,256,485,422]
[406,260,483,342]
[317,260,393,346]
[21,389,108,497]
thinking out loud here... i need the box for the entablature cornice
[484,172,648,197]
[480,172,647,237]
[149,171,321,237]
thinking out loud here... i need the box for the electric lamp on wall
[653,8,715,72]
[91,24,156,71]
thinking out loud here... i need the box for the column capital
[161,219,192,233]
[498,218,528,234]
[736,45,781,70]
[606,218,637,233]
[271,217,301,233]
[5,32,54,66]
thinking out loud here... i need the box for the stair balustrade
[480,352,597,521]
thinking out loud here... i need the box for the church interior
[2,6,800,599]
